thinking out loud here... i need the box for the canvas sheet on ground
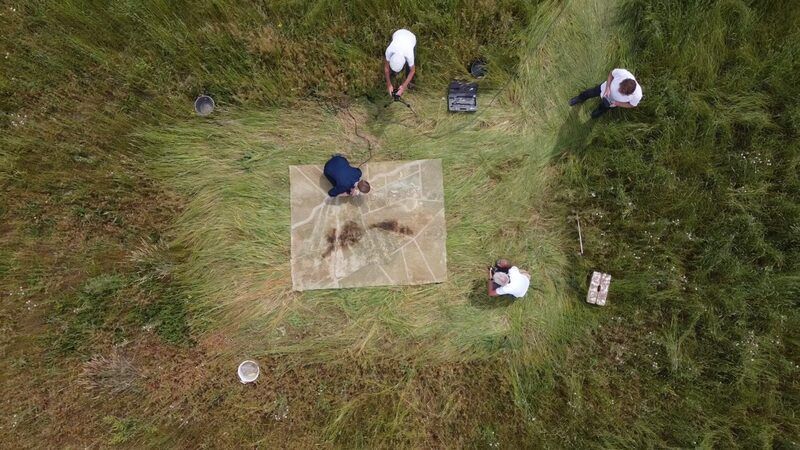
[290,159,447,291]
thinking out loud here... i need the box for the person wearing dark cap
[569,68,643,118]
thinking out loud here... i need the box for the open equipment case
[447,81,478,113]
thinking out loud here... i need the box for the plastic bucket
[469,59,487,78]
[194,95,215,116]
[237,360,260,383]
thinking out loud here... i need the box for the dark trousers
[576,84,611,117]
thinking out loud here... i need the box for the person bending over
[323,154,371,197]
[569,68,643,118]
[487,259,531,298]
[384,28,416,98]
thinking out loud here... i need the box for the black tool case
[447,81,478,112]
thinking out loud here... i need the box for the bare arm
[612,101,636,108]
[603,71,613,98]
[487,268,500,297]
[397,66,416,96]
[384,60,393,95]
[333,186,354,197]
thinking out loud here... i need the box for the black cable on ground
[385,94,417,115]
[345,107,373,168]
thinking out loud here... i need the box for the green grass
[135,0,613,372]
[1,0,799,447]
[552,0,800,445]
[138,99,571,364]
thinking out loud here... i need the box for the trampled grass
[135,0,619,369]
[1,0,799,447]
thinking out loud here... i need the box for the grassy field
[2,0,799,447]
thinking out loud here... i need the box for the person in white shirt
[569,68,643,118]
[487,259,531,299]
[384,29,417,98]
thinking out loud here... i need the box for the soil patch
[322,221,365,257]
[369,219,413,236]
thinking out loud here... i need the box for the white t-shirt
[496,266,530,298]
[600,68,643,107]
[385,29,416,68]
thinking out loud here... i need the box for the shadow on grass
[551,104,597,159]
[467,277,515,309]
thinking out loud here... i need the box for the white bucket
[237,360,260,384]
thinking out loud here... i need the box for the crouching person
[487,259,531,299]
[384,28,417,98]
[323,154,371,197]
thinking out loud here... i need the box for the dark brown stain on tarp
[322,221,365,257]
[369,219,413,236]
[322,219,414,258]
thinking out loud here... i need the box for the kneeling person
[488,261,530,298]
[323,155,371,197]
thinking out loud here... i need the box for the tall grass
[1,0,531,112]
[551,0,800,446]
[135,0,623,445]
[2,0,566,446]
[1,0,799,447]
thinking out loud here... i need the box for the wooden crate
[586,271,611,306]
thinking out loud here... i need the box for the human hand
[396,85,406,97]
[387,83,394,96]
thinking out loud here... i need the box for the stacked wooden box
[586,271,611,306]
